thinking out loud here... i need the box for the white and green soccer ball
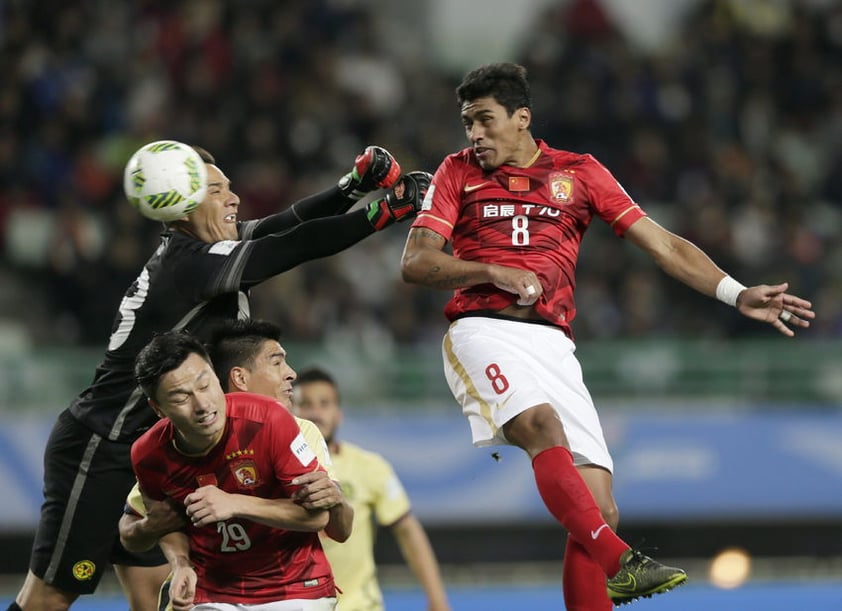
[123,140,208,222]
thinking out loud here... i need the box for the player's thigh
[31,410,138,594]
[113,563,171,611]
[15,569,78,611]
[443,318,556,422]
[444,318,613,469]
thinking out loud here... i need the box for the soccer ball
[123,140,208,222]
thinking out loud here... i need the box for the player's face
[242,340,297,406]
[461,96,532,169]
[181,164,240,243]
[293,381,342,444]
[151,352,227,454]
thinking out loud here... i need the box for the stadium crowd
[2,0,842,351]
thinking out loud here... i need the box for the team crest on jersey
[549,172,574,203]
[230,457,261,489]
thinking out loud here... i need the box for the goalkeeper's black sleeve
[239,208,375,287]
[248,186,355,239]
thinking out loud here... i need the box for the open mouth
[196,411,217,427]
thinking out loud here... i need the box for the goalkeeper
[8,145,430,611]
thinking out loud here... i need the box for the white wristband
[715,275,747,307]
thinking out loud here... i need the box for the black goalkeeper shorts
[29,409,165,594]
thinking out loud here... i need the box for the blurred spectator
[2,0,840,348]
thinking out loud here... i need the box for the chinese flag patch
[508,176,529,191]
[196,474,218,487]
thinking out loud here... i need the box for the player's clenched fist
[184,485,238,527]
[367,171,432,230]
[292,471,345,510]
[339,145,402,200]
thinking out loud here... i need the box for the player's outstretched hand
[339,145,402,200]
[736,282,814,337]
[366,171,432,230]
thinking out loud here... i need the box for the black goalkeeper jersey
[68,228,256,442]
[67,201,379,443]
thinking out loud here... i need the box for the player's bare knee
[503,404,567,453]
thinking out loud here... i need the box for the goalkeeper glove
[366,171,432,231]
[338,145,401,200]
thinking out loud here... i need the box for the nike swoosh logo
[610,573,636,590]
[464,181,492,193]
[591,524,609,540]
[495,396,512,411]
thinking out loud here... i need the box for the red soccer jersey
[412,140,646,338]
[131,392,334,605]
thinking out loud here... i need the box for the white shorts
[442,317,613,472]
[191,598,336,611]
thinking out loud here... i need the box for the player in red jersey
[400,62,815,609]
[131,330,337,610]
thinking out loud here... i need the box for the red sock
[532,446,628,577]
[563,535,613,610]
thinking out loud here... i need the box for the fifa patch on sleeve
[209,240,240,255]
[291,433,316,467]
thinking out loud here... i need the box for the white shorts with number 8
[191,597,337,610]
[442,316,613,472]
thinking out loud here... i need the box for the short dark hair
[207,319,283,392]
[135,331,212,401]
[191,145,215,165]
[456,62,532,116]
[294,367,341,403]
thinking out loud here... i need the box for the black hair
[206,319,283,392]
[134,331,212,401]
[294,366,341,403]
[191,145,215,164]
[456,62,532,116]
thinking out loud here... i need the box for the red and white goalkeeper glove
[366,171,432,231]
[338,145,402,200]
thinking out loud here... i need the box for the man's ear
[517,107,531,130]
[148,398,165,419]
[229,366,248,392]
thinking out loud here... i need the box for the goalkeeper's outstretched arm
[247,145,401,238]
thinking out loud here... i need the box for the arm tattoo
[412,227,468,288]
[411,227,446,246]
[424,266,472,289]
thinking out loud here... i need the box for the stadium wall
[1,407,840,572]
